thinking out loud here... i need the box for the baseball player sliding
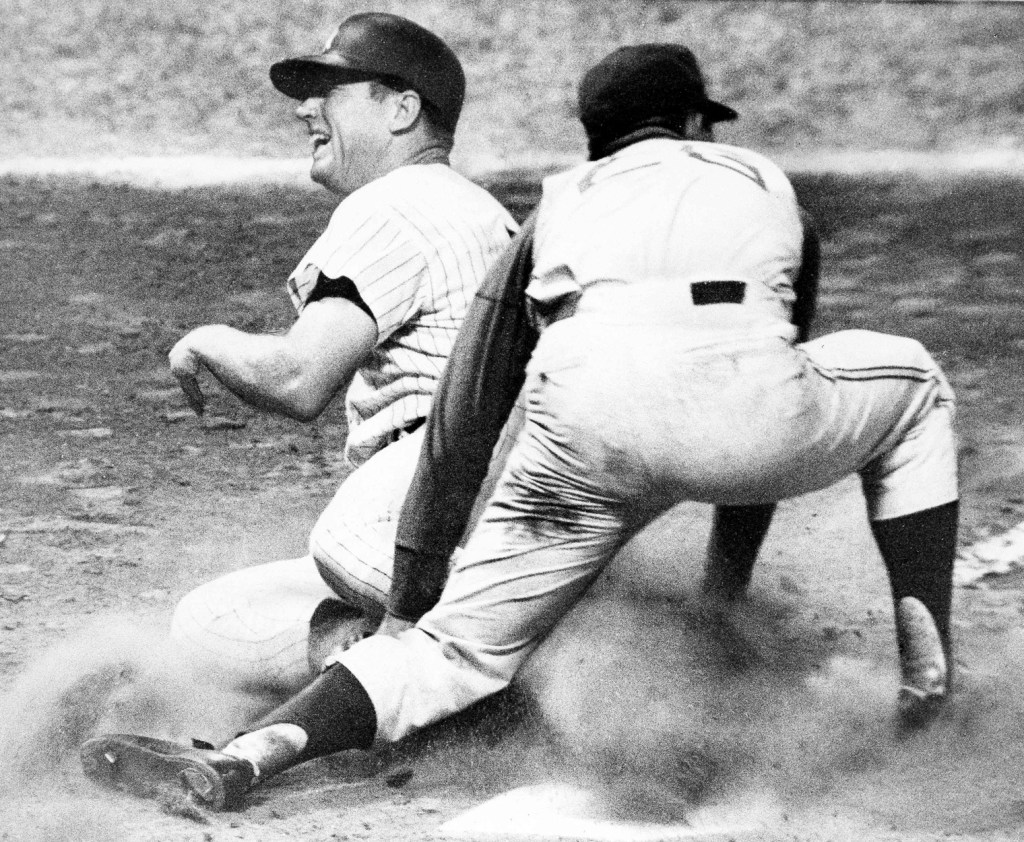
[145,12,517,703]
[82,44,956,812]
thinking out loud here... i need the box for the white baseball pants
[169,428,426,695]
[338,323,957,741]
[170,409,522,696]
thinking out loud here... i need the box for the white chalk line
[1,149,1023,189]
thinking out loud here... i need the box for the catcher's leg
[800,330,958,728]
[871,500,957,729]
[88,489,634,807]
[701,503,776,600]
[83,663,378,809]
[862,373,957,729]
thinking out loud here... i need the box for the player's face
[296,82,394,196]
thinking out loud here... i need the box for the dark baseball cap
[578,44,738,149]
[270,13,465,132]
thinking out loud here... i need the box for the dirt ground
[2,169,1024,841]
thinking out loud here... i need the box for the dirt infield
[2,169,1024,840]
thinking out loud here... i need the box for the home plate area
[438,783,770,841]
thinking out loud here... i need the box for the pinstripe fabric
[168,166,515,690]
[288,164,516,466]
[309,401,525,617]
[307,427,426,617]
[169,555,337,694]
[168,402,524,691]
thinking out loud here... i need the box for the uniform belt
[544,279,748,326]
[387,417,426,444]
[691,280,746,305]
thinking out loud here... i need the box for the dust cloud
[0,616,260,797]
[3,594,1024,838]
[524,589,1024,833]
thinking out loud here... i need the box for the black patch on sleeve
[305,273,376,324]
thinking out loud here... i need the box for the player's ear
[389,89,423,134]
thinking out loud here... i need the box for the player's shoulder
[319,167,441,234]
[320,164,516,246]
[321,172,397,229]
[543,140,794,200]
[652,140,795,199]
[689,142,794,194]
[382,164,513,220]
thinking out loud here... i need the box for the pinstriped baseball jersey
[288,163,517,466]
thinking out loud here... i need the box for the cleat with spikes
[80,734,258,810]
[895,596,948,731]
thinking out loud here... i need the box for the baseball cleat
[895,596,948,730]
[80,734,258,810]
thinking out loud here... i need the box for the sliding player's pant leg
[170,556,338,695]
[170,432,425,695]
[311,404,524,618]
[173,408,525,699]
[309,428,426,618]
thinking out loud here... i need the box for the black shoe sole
[80,734,235,809]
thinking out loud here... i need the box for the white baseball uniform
[333,139,958,741]
[170,163,516,693]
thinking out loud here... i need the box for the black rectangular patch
[306,272,376,322]
[691,280,746,306]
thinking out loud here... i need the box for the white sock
[220,723,309,779]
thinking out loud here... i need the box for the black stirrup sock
[870,500,958,659]
[702,503,777,600]
[255,663,377,762]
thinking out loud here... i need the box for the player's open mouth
[310,133,330,153]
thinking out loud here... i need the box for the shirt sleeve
[313,205,427,343]
[303,273,376,323]
[389,211,540,622]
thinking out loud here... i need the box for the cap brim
[270,55,380,100]
[703,99,739,123]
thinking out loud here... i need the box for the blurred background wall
[3,0,1023,167]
